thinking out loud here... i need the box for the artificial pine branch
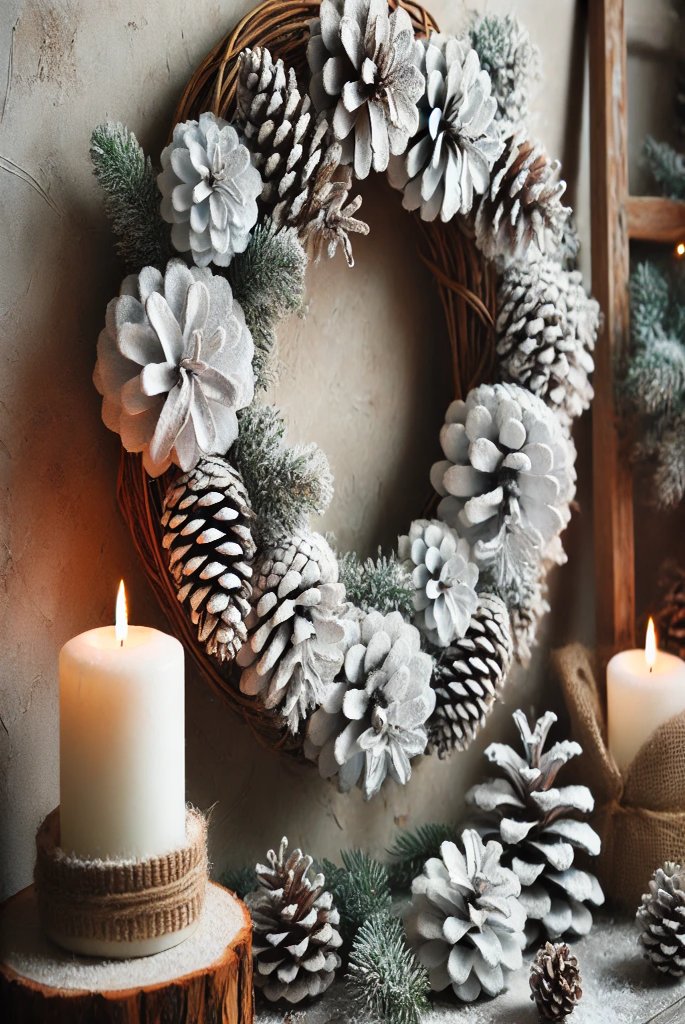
[228,222,307,389]
[220,864,258,899]
[231,404,333,545]
[90,122,170,273]
[338,550,414,617]
[347,913,429,1024]
[321,850,392,948]
[643,136,685,201]
[386,822,457,891]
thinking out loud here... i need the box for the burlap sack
[552,644,685,912]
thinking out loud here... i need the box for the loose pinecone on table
[637,861,685,977]
[530,941,583,1020]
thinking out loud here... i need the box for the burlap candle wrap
[553,644,685,911]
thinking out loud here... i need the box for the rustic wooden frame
[589,0,685,660]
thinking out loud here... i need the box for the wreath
[91,0,599,800]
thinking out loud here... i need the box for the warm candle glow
[676,241,685,258]
[115,580,128,645]
[645,617,657,672]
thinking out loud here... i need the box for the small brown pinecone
[475,133,570,263]
[530,942,582,1020]
[246,837,342,1003]
[161,456,256,661]
[637,862,685,977]
[236,46,367,263]
[656,565,685,660]
[427,594,512,757]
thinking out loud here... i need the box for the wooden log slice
[0,882,253,1024]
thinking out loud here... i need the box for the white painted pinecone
[246,837,342,1003]
[237,532,347,734]
[304,609,435,800]
[161,456,256,661]
[398,519,479,648]
[158,112,262,267]
[93,259,254,476]
[467,711,604,941]
[428,593,512,757]
[475,133,570,264]
[430,383,576,588]
[307,0,425,178]
[496,256,599,427]
[388,33,502,221]
[637,862,685,977]
[404,829,526,1002]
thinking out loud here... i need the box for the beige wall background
[0,0,677,899]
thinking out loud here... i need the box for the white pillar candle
[607,619,685,774]
[59,583,186,861]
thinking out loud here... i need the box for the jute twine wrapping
[34,807,208,943]
[553,644,685,912]
[116,0,496,760]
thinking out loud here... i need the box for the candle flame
[645,617,657,671]
[115,580,128,645]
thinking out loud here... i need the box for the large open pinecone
[637,862,685,977]
[237,46,367,263]
[467,710,604,940]
[530,941,582,1020]
[246,837,342,1003]
[161,456,256,661]
[237,532,347,734]
[475,133,569,263]
[428,593,513,758]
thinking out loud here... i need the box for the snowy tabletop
[255,915,685,1024]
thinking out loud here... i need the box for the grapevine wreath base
[94,0,600,798]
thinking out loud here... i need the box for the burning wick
[645,617,657,675]
[115,580,128,648]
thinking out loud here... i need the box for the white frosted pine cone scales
[247,837,342,1003]
[637,862,685,977]
[158,113,262,267]
[308,0,425,178]
[398,519,478,648]
[161,456,256,661]
[430,382,576,588]
[428,593,513,757]
[93,259,255,476]
[467,711,604,940]
[388,33,503,222]
[238,532,347,734]
[405,829,526,1002]
[305,610,435,799]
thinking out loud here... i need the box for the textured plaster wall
[0,0,674,899]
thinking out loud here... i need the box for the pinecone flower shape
[237,532,347,734]
[474,133,570,264]
[388,33,503,221]
[304,610,435,799]
[637,862,685,977]
[246,837,343,1003]
[307,0,425,179]
[93,259,255,476]
[496,256,600,427]
[404,829,526,1002]
[428,593,513,758]
[530,941,582,1020]
[236,46,368,264]
[158,113,262,267]
[161,456,256,661]
[656,564,685,660]
[467,710,604,940]
[398,519,479,648]
[430,383,576,588]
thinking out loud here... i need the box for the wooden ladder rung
[627,195,685,243]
